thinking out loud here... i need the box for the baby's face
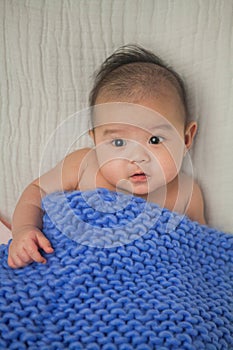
[91,92,195,198]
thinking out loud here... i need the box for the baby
[8,45,206,268]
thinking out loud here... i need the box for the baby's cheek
[95,145,113,167]
[99,161,123,186]
[165,141,185,170]
[152,150,182,183]
[163,157,182,184]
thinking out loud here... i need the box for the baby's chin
[115,179,150,199]
[115,179,134,195]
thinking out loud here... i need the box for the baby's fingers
[8,254,22,269]
[8,250,33,269]
[36,232,54,254]
[26,241,47,264]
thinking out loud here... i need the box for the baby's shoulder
[179,172,203,198]
[182,173,206,225]
[66,147,93,161]
[62,147,96,169]
[59,148,96,188]
[178,172,193,186]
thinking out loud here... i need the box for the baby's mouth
[130,172,148,182]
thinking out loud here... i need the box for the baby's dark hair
[89,44,189,121]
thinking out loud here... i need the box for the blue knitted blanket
[0,189,233,350]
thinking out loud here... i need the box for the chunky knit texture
[0,189,233,350]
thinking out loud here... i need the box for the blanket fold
[0,189,233,349]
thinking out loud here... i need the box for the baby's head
[88,45,197,198]
[90,44,190,127]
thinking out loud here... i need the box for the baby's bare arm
[12,182,46,236]
[8,182,52,268]
[8,148,91,268]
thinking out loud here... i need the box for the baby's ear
[184,121,197,150]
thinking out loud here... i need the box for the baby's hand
[8,226,54,269]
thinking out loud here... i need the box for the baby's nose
[128,142,150,163]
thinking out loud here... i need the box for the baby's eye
[111,138,127,147]
[149,136,164,145]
